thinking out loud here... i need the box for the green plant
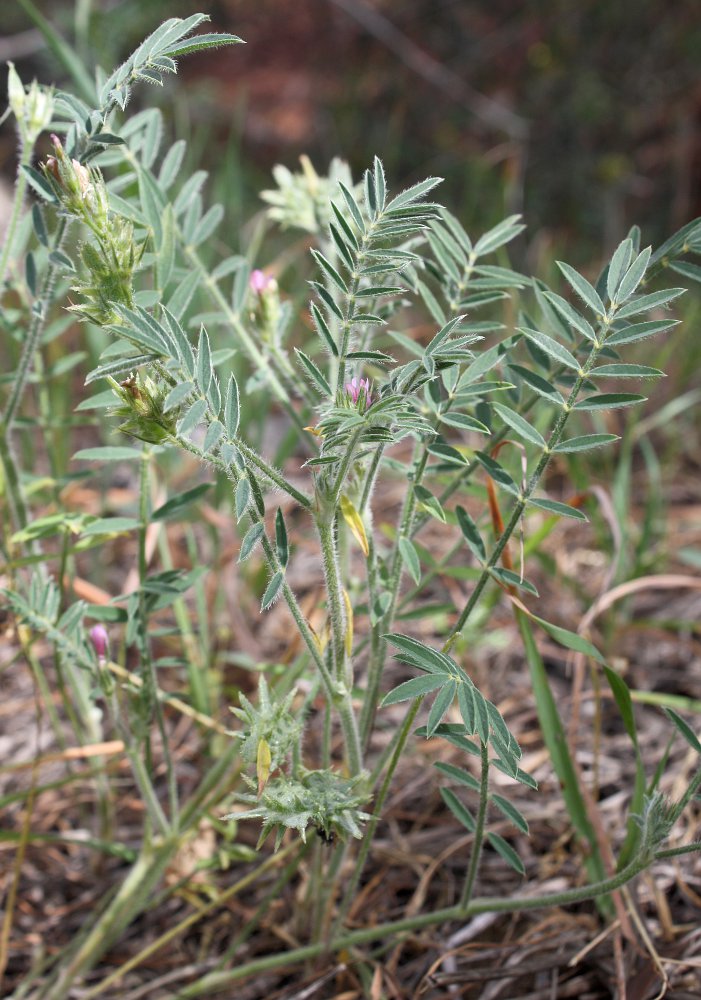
[2,13,701,998]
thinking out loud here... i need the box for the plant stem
[317,514,347,685]
[0,218,68,533]
[178,431,362,773]
[198,838,671,994]
[460,740,489,908]
[136,448,178,829]
[335,697,421,934]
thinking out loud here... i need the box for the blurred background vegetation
[2,0,700,267]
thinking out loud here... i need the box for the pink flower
[344,376,372,408]
[89,624,109,660]
[249,269,275,294]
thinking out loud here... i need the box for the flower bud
[89,624,109,660]
[6,63,54,144]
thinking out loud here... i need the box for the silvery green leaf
[439,412,490,434]
[74,446,142,462]
[487,833,525,874]
[330,201,359,249]
[163,381,194,412]
[207,373,221,414]
[224,373,240,437]
[295,349,331,396]
[85,354,156,384]
[338,182,365,232]
[310,281,344,321]
[573,393,646,411]
[239,522,265,562]
[203,419,224,453]
[196,326,212,396]
[606,238,633,301]
[434,761,480,791]
[329,223,355,270]
[373,156,386,211]
[508,364,565,405]
[427,681,457,737]
[670,261,701,284]
[311,248,348,294]
[151,483,211,521]
[165,270,200,321]
[491,794,529,834]
[310,303,339,356]
[235,478,251,520]
[519,328,579,371]
[385,176,442,212]
[613,287,685,320]
[275,508,289,568]
[474,451,520,497]
[491,567,539,595]
[161,31,244,58]
[441,788,476,832]
[455,506,486,562]
[415,277,447,326]
[382,673,450,705]
[473,214,524,256]
[614,246,651,304]
[111,304,170,355]
[590,364,664,378]
[261,571,284,610]
[138,167,165,245]
[191,203,224,247]
[528,497,587,520]
[178,398,207,434]
[21,165,58,204]
[413,484,446,522]
[398,537,421,585]
[428,230,461,281]
[552,433,619,453]
[542,291,596,342]
[492,402,546,448]
[605,318,678,346]
[173,170,208,216]
[162,307,195,376]
[425,315,464,355]
[556,261,605,317]
[384,633,454,674]
[158,139,186,189]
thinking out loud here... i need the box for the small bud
[7,63,25,119]
[89,624,109,660]
[6,64,54,144]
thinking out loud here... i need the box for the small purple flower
[89,624,109,660]
[344,376,372,408]
[249,268,275,294]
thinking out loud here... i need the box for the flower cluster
[41,135,143,325]
[344,376,372,411]
[108,372,178,444]
[43,135,110,227]
[228,768,371,850]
